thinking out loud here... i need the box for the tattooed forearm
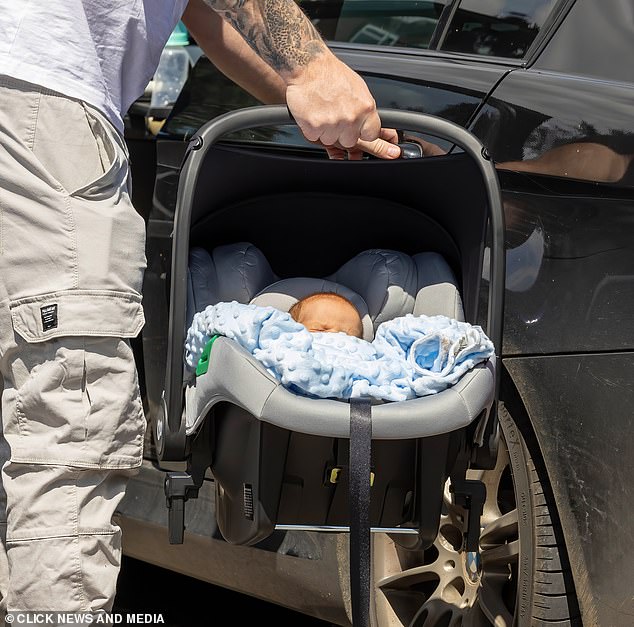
[202,0,325,74]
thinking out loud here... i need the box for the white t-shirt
[0,0,189,134]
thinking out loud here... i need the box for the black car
[119,1,634,626]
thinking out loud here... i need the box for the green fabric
[196,334,220,376]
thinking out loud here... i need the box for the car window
[300,0,448,50]
[162,56,482,151]
[439,0,558,58]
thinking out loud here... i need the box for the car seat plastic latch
[450,478,486,553]
[196,334,221,376]
[164,471,199,544]
[324,465,375,486]
[326,466,342,484]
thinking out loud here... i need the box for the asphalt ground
[113,555,335,626]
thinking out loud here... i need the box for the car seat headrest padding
[412,252,464,321]
[189,243,278,310]
[327,249,418,330]
[188,247,216,317]
[250,278,374,341]
[187,243,465,343]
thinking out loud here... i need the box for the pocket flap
[10,290,145,342]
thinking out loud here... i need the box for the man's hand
[285,52,382,149]
[320,128,401,160]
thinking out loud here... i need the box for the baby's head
[289,292,363,338]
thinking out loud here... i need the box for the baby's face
[295,297,363,338]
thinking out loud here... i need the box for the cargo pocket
[6,334,144,469]
[12,338,90,463]
[9,289,145,343]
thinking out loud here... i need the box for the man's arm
[182,3,287,105]
[182,0,400,157]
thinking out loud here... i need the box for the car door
[466,1,634,625]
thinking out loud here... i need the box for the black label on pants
[41,304,58,331]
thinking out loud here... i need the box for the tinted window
[163,57,480,151]
[300,0,448,49]
[535,0,634,84]
[440,0,557,58]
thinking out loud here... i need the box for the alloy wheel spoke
[373,431,522,627]
[480,509,518,548]
[410,597,459,627]
[478,580,514,627]
[377,562,444,591]
[481,539,519,567]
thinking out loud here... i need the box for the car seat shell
[158,106,505,559]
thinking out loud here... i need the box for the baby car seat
[183,242,494,547]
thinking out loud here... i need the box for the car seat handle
[159,105,505,460]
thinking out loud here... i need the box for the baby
[289,292,364,338]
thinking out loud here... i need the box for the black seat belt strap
[349,397,372,627]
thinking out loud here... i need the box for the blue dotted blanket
[185,301,494,402]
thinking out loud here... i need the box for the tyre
[372,404,581,626]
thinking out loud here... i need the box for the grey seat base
[205,394,469,546]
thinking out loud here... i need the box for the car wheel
[372,404,580,626]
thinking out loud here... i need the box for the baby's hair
[289,291,359,321]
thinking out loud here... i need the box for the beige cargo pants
[0,77,147,612]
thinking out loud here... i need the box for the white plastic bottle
[150,22,190,111]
